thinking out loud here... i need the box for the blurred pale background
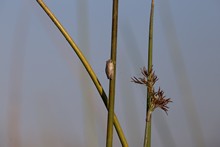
[0,0,219,147]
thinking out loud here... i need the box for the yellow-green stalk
[144,0,154,147]
[106,0,119,146]
[36,1,128,146]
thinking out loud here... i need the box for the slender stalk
[144,0,154,147]
[36,1,128,146]
[147,0,154,71]
[106,0,119,147]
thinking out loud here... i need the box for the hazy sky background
[0,0,220,147]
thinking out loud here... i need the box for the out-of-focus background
[0,0,219,147]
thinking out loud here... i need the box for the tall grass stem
[36,1,128,146]
[144,0,154,147]
[106,0,119,146]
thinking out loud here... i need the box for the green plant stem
[106,0,119,147]
[36,1,128,146]
[144,112,152,147]
[144,0,154,147]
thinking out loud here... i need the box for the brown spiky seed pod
[105,59,114,80]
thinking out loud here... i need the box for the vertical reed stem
[36,1,128,146]
[144,0,154,147]
[106,0,119,146]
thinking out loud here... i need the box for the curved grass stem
[36,1,128,146]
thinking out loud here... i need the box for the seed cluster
[131,67,172,114]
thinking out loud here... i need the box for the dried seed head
[105,59,114,80]
[131,66,172,114]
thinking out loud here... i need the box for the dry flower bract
[131,67,172,114]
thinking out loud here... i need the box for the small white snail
[105,59,114,80]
